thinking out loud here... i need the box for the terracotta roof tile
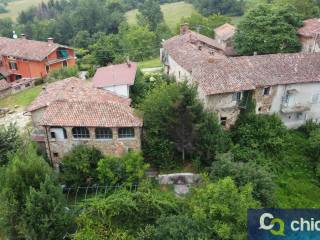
[41,100,142,127]
[214,23,236,41]
[298,19,320,37]
[163,31,227,72]
[27,77,130,112]
[192,53,320,95]
[0,79,11,91]
[0,37,72,61]
[93,62,137,88]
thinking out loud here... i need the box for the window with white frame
[95,128,112,139]
[72,127,90,139]
[118,127,134,139]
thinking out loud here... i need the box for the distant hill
[0,0,48,21]
[126,1,197,32]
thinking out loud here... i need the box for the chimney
[48,37,54,44]
[208,56,215,63]
[253,51,258,56]
[126,56,131,67]
[180,23,189,35]
[20,34,26,39]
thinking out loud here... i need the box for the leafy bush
[73,188,180,239]
[60,145,103,186]
[232,113,287,156]
[0,124,21,166]
[47,66,79,82]
[210,153,276,206]
[97,151,149,187]
[188,177,259,240]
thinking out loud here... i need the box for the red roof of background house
[41,100,142,127]
[192,52,320,95]
[163,31,227,72]
[0,37,72,61]
[27,77,130,112]
[92,62,138,88]
[0,79,11,91]
[298,19,320,37]
[214,23,236,41]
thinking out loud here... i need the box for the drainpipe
[44,125,54,167]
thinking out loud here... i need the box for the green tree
[90,33,121,66]
[97,151,149,187]
[234,4,302,55]
[178,13,231,37]
[273,0,320,19]
[0,124,21,166]
[0,144,70,239]
[71,30,92,48]
[210,153,276,206]
[189,0,244,16]
[0,18,13,38]
[119,25,157,61]
[137,0,164,31]
[189,177,259,240]
[60,145,104,186]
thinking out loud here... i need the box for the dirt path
[0,107,31,131]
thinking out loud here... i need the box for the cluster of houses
[2,18,320,164]
[161,20,320,128]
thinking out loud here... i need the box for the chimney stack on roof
[180,23,190,35]
[48,37,54,44]
[20,34,26,39]
[126,56,131,67]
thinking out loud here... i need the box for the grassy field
[0,84,43,108]
[138,58,161,68]
[126,1,197,32]
[0,0,47,20]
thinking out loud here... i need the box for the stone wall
[0,87,12,99]
[44,126,142,167]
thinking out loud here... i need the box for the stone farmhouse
[27,77,142,167]
[0,35,76,93]
[162,25,320,128]
[298,18,320,53]
[214,23,237,55]
[92,61,137,97]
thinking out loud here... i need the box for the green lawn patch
[0,0,48,21]
[138,58,162,69]
[0,85,43,108]
[126,1,197,32]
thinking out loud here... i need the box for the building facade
[0,36,76,92]
[27,77,142,167]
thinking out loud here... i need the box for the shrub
[97,151,149,187]
[47,66,79,82]
[210,153,276,206]
[0,124,21,166]
[60,145,103,186]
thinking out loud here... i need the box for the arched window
[95,128,112,139]
[72,127,90,139]
[118,127,134,139]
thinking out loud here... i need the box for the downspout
[44,125,54,167]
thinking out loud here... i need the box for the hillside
[0,0,47,20]
[126,1,197,32]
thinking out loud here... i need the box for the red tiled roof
[0,37,72,61]
[0,79,11,91]
[192,53,320,95]
[163,31,227,72]
[27,77,130,112]
[298,19,320,38]
[214,23,236,41]
[41,100,142,127]
[93,62,137,88]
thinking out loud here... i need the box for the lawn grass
[0,84,43,108]
[0,0,47,21]
[126,1,197,32]
[138,58,162,69]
